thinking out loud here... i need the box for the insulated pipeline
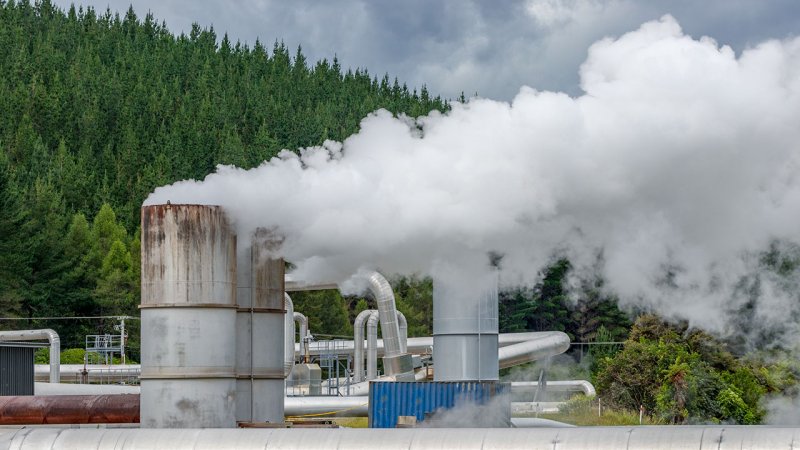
[3,426,800,449]
[0,395,139,425]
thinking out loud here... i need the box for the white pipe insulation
[5,426,800,449]
[293,312,309,363]
[0,329,60,383]
[397,311,407,354]
[497,332,571,369]
[363,272,414,379]
[511,380,596,397]
[366,311,380,381]
[353,309,375,383]
[302,331,570,371]
[353,309,409,382]
[284,294,295,377]
[285,396,368,417]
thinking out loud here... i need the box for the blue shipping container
[368,381,510,428]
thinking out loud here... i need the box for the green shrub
[34,348,86,364]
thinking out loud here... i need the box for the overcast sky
[51,0,800,101]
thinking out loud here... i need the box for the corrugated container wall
[140,204,238,428]
[368,381,510,428]
[0,346,34,396]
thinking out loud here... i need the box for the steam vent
[140,204,285,427]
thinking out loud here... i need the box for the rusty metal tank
[140,204,238,428]
[235,229,286,424]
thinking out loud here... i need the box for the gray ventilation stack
[140,204,238,428]
[432,265,499,381]
[235,229,286,424]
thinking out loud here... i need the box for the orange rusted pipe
[0,394,139,424]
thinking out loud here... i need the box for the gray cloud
[52,0,800,100]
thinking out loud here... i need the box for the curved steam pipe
[366,311,381,381]
[497,332,570,369]
[364,272,402,359]
[353,309,376,383]
[354,310,408,382]
[294,312,309,364]
[0,329,60,383]
[364,271,414,378]
[284,294,295,377]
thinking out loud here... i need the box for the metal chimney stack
[140,204,238,428]
[432,266,499,381]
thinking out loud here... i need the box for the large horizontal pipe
[511,380,596,397]
[34,382,140,396]
[34,364,140,383]
[2,426,800,449]
[35,332,567,388]
[498,332,570,369]
[303,331,568,357]
[285,396,369,417]
[0,395,139,425]
[284,280,339,292]
[18,390,563,420]
[510,417,575,428]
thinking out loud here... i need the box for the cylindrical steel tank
[140,204,238,428]
[432,266,499,381]
[235,228,285,424]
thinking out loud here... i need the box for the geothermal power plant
[1,203,799,449]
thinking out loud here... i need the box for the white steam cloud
[146,16,800,343]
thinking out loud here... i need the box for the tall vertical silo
[235,229,286,424]
[432,266,499,381]
[140,204,238,428]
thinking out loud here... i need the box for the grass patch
[332,417,368,428]
[535,396,662,426]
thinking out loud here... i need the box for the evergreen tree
[0,149,30,319]
[94,239,135,316]
[21,178,69,320]
[87,203,128,280]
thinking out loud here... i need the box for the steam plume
[146,16,800,344]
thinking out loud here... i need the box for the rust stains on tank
[251,228,285,310]
[141,204,237,307]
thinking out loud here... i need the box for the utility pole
[114,317,128,364]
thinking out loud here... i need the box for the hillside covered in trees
[0,0,446,350]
